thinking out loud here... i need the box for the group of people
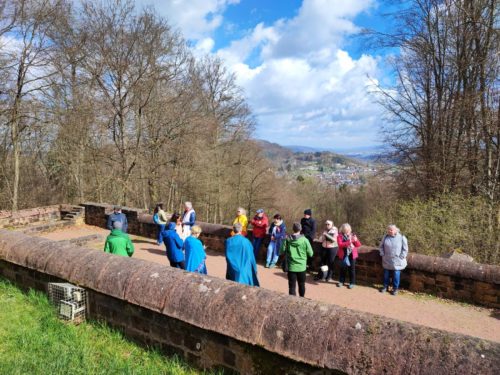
[103,204,409,299]
[225,207,409,298]
[152,202,196,243]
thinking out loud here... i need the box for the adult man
[379,224,409,296]
[225,223,260,286]
[300,208,316,271]
[106,205,128,233]
[181,201,196,238]
[162,222,185,269]
[104,221,134,257]
[250,208,268,261]
[280,222,313,297]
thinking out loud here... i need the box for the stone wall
[0,229,498,375]
[82,202,500,308]
[0,205,61,228]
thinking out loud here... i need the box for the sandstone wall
[0,229,498,374]
[82,202,500,308]
[0,205,61,228]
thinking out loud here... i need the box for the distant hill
[255,139,393,165]
[255,140,363,166]
[254,139,386,186]
[253,140,294,161]
[282,145,319,153]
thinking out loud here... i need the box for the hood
[289,233,304,241]
[167,222,176,230]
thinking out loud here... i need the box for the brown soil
[38,225,500,343]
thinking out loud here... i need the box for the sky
[137,0,392,151]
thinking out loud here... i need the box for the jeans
[317,246,338,280]
[266,240,282,265]
[288,271,306,297]
[339,254,356,285]
[252,237,264,261]
[169,260,185,270]
[383,269,401,290]
[157,224,166,244]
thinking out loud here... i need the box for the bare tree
[80,0,182,205]
[372,0,499,202]
[0,0,63,211]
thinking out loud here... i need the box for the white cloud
[136,0,240,39]
[214,0,383,148]
[137,0,383,148]
[193,37,215,56]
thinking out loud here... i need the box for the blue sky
[137,0,392,151]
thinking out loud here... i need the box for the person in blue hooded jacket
[225,223,260,287]
[184,225,207,274]
[161,222,185,269]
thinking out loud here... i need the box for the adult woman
[379,224,408,295]
[153,203,168,245]
[170,212,184,239]
[266,214,286,268]
[184,225,207,274]
[232,207,248,236]
[181,201,196,238]
[250,209,269,261]
[315,220,338,282]
[336,223,361,289]
[162,222,185,269]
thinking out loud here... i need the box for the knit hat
[304,209,312,215]
[256,209,264,214]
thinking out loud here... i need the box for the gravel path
[38,225,500,343]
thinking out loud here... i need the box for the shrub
[361,194,499,265]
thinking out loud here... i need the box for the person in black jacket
[300,209,316,271]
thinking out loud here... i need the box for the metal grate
[48,282,87,323]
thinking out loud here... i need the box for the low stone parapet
[0,229,498,374]
[81,202,500,308]
[0,205,61,228]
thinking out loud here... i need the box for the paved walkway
[38,225,500,343]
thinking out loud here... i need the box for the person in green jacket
[104,221,134,257]
[280,222,313,297]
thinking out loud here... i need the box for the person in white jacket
[314,220,338,282]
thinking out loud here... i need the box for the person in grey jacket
[379,224,408,295]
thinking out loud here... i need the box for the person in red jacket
[336,223,361,289]
[250,209,269,261]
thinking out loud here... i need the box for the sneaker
[337,283,342,287]
[379,287,387,293]
[348,284,355,289]
[391,289,398,296]
[326,278,332,283]
[265,263,270,268]
[269,263,276,269]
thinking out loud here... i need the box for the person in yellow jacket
[231,207,248,236]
